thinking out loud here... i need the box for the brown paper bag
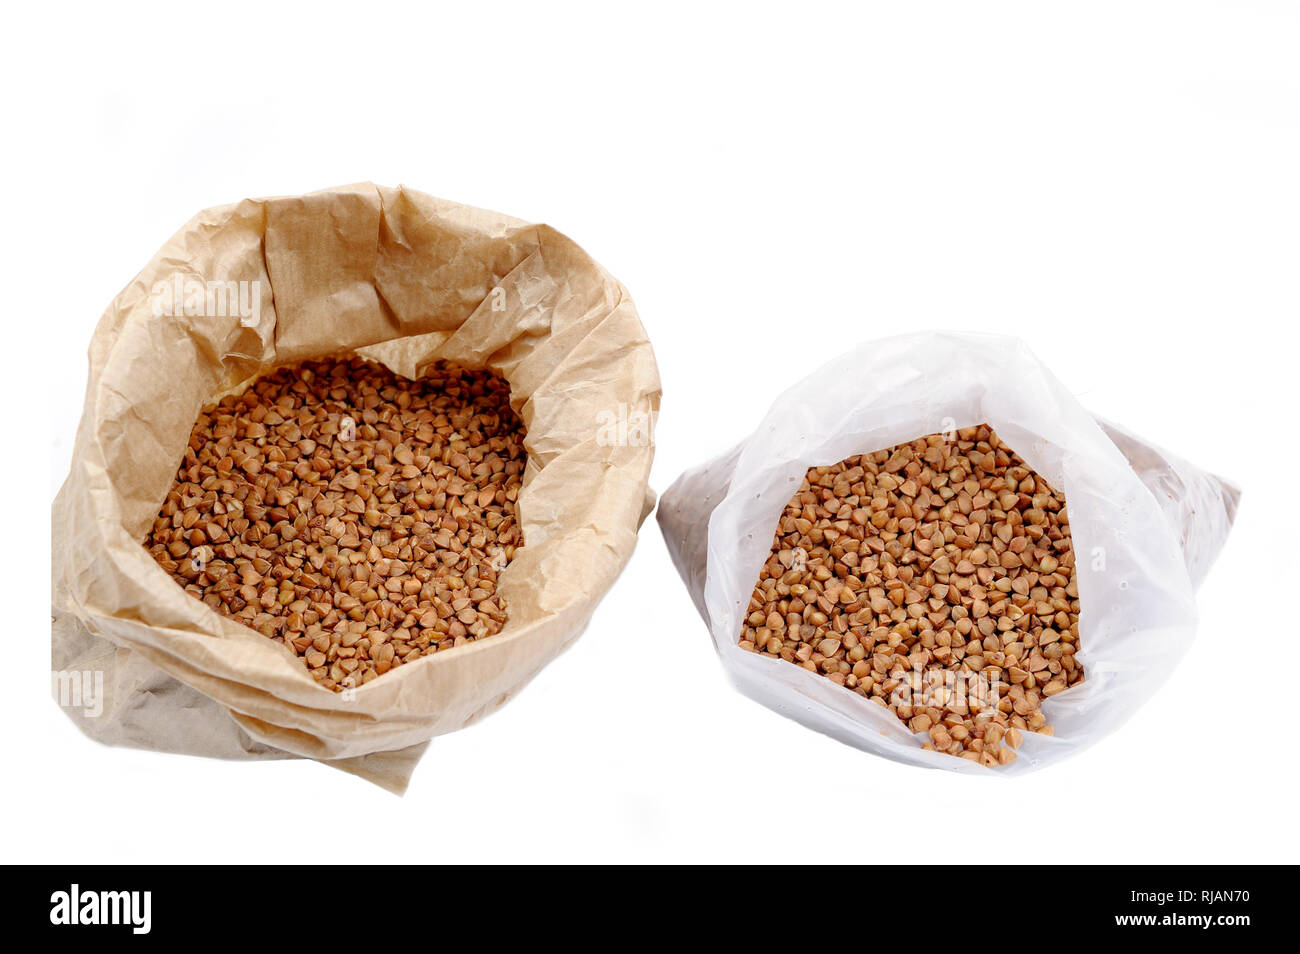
[51,183,660,794]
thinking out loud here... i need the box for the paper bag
[52,183,661,793]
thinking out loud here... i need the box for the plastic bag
[658,332,1237,774]
[52,183,660,793]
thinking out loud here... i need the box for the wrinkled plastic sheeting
[659,332,1237,775]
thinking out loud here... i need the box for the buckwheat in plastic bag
[657,332,1237,774]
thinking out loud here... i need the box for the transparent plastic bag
[658,332,1238,774]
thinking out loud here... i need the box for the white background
[4,1,1297,863]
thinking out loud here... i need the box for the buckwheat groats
[738,425,1081,767]
[145,357,526,692]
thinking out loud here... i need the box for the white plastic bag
[658,332,1238,774]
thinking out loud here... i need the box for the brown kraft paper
[52,183,661,794]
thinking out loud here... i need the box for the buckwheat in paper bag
[52,183,660,794]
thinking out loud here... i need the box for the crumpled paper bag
[52,183,661,794]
